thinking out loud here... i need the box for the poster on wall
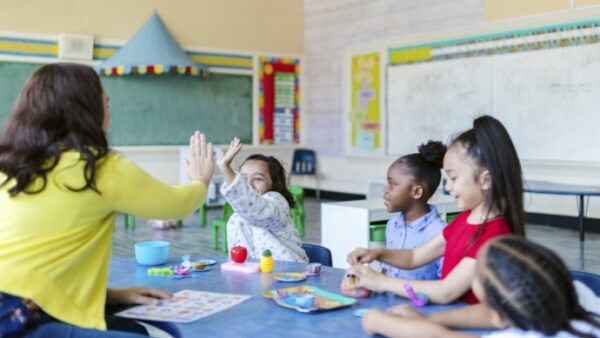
[258,56,301,145]
[350,52,382,153]
[274,72,295,144]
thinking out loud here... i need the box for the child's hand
[348,264,386,292]
[185,131,214,185]
[347,247,379,265]
[216,137,243,171]
[362,308,385,335]
[106,287,172,305]
[387,304,425,319]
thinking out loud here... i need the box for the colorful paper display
[350,52,381,153]
[258,56,301,145]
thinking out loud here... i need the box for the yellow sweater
[0,151,206,329]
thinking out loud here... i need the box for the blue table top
[109,256,489,338]
[525,180,600,196]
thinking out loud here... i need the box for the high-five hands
[185,131,214,185]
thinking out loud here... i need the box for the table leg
[578,195,585,268]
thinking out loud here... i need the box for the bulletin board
[258,56,301,145]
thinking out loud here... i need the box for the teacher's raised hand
[185,131,214,186]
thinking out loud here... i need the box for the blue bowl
[134,241,170,265]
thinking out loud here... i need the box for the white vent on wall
[58,33,94,60]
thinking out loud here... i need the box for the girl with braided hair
[361,236,600,337]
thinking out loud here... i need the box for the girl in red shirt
[347,115,525,305]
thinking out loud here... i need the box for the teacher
[0,63,213,337]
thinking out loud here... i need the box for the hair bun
[417,140,447,167]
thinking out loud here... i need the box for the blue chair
[138,320,183,338]
[571,270,600,295]
[302,243,332,267]
[290,149,320,199]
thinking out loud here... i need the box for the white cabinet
[321,195,459,268]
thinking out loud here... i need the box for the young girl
[378,140,448,280]
[217,138,308,263]
[347,115,525,304]
[361,236,600,338]
[0,63,214,337]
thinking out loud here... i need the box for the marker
[403,283,428,307]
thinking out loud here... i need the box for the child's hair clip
[403,283,428,307]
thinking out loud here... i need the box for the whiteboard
[387,43,600,162]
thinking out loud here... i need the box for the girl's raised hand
[185,131,214,185]
[216,137,243,171]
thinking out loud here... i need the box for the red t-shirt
[441,210,512,304]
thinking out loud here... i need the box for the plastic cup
[306,263,322,276]
[134,241,170,265]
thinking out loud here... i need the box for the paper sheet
[116,290,251,323]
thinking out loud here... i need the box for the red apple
[230,245,248,263]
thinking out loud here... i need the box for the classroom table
[525,180,600,268]
[109,256,490,338]
[321,194,459,268]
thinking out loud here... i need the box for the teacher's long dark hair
[0,63,109,196]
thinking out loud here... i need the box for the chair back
[571,270,600,295]
[288,185,305,206]
[291,149,317,175]
[139,320,183,338]
[302,243,332,267]
[222,202,235,222]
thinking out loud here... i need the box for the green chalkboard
[0,62,253,145]
[0,62,40,120]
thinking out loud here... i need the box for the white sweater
[221,173,308,263]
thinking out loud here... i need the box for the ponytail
[451,115,525,237]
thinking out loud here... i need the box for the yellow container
[260,249,274,273]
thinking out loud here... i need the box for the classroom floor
[112,197,600,274]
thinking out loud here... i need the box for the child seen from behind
[361,236,600,338]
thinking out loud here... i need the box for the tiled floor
[112,197,600,274]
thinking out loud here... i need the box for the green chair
[123,214,136,229]
[197,204,207,227]
[446,212,460,223]
[289,185,305,208]
[369,222,386,243]
[290,206,304,238]
[211,203,234,253]
[176,204,207,228]
[288,185,305,238]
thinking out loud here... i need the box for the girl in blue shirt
[362,140,448,280]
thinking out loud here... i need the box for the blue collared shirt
[381,204,447,280]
